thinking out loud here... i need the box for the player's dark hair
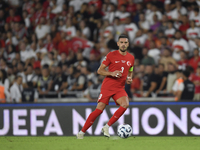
[118,34,129,41]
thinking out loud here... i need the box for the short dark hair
[183,70,190,78]
[118,34,129,41]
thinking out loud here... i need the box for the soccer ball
[117,124,132,138]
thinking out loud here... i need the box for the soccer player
[76,34,135,139]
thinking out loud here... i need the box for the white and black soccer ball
[117,124,132,138]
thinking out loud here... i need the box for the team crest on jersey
[121,60,126,63]
[127,61,131,66]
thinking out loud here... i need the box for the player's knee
[121,103,129,108]
[97,102,106,110]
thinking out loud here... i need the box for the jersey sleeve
[102,52,111,66]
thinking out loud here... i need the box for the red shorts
[97,89,128,105]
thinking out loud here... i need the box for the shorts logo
[98,94,102,100]
[127,61,131,66]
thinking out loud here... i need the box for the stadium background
[0,0,200,138]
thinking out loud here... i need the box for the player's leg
[107,96,129,126]
[77,91,111,139]
[77,102,106,139]
[102,90,128,137]
[81,102,106,132]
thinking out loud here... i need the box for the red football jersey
[101,50,135,90]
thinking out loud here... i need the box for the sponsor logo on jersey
[103,56,107,61]
[115,61,120,63]
[127,61,131,66]
[121,60,126,63]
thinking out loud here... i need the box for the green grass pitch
[0,136,200,150]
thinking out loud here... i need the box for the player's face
[117,38,129,52]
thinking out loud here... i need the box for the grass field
[0,136,200,150]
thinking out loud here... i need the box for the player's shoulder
[127,52,135,59]
[107,50,118,56]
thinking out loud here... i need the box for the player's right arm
[97,63,122,78]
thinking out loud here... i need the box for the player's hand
[126,77,132,84]
[111,70,122,78]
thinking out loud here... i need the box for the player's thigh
[97,90,114,107]
[113,90,129,108]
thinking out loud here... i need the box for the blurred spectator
[172,30,189,61]
[45,34,55,52]
[147,41,160,64]
[189,8,200,27]
[179,15,190,39]
[166,63,177,93]
[22,82,38,103]
[51,64,66,93]
[159,48,177,71]
[188,48,200,72]
[141,65,158,97]
[0,69,10,101]
[37,65,53,96]
[103,2,116,24]
[70,67,87,92]
[63,65,76,94]
[124,17,138,45]
[165,21,176,38]
[186,20,200,40]
[179,70,195,101]
[177,51,188,70]
[10,75,23,103]
[57,32,69,55]
[103,19,114,38]
[83,75,103,101]
[170,0,187,20]
[141,47,155,66]
[192,67,200,101]
[146,4,162,25]
[4,45,16,64]
[157,36,171,55]
[88,50,100,72]
[81,65,98,84]
[5,31,19,47]
[79,20,91,39]
[150,14,161,32]
[172,69,183,101]
[6,9,21,23]
[155,64,168,95]
[115,4,130,24]
[17,61,26,84]
[113,17,125,42]
[60,19,76,39]
[134,29,147,47]
[36,39,48,55]
[51,0,63,14]
[74,3,89,23]
[24,64,38,87]
[35,17,50,40]
[130,72,141,97]
[138,13,150,33]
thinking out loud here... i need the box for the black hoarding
[0,102,200,136]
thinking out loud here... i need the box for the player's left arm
[126,66,133,84]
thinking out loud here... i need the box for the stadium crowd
[0,0,200,103]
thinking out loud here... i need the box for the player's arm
[145,81,157,97]
[97,63,122,78]
[126,66,133,84]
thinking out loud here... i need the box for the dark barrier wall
[0,102,200,136]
